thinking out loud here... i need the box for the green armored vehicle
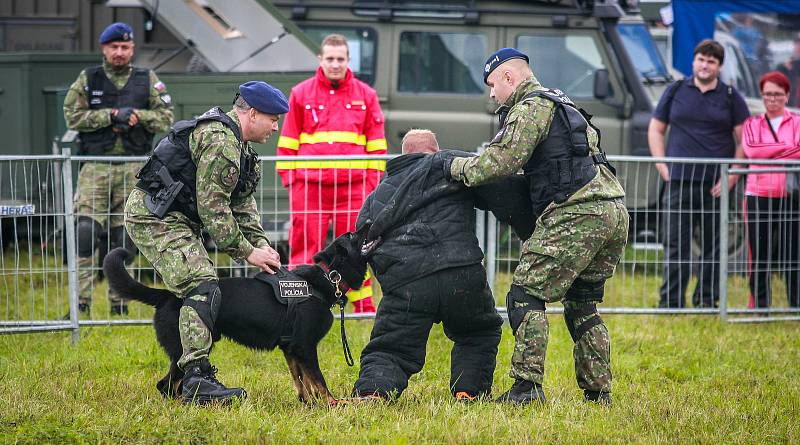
[275,0,670,237]
[1,0,667,244]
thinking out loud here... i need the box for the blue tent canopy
[672,0,800,75]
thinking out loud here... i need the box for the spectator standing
[276,34,386,313]
[649,39,750,308]
[741,71,800,308]
[63,22,173,316]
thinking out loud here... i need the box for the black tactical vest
[509,88,612,217]
[80,65,154,155]
[135,107,261,223]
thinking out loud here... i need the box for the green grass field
[2,311,799,443]
[2,248,800,443]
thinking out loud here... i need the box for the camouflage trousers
[125,188,218,369]
[510,199,629,392]
[74,161,141,307]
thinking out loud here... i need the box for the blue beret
[99,22,134,45]
[238,81,289,115]
[483,48,529,85]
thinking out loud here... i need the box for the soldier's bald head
[402,129,439,154]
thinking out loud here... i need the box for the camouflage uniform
[64,60,173,308]
[450,76,629,394]
[125,110,271,369]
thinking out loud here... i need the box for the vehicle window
[398,31,487,94]
[516,34,609,98]
[720,40,758,98]
[300,26,377,85]
[653,36,669,66]
[617,23,670,80]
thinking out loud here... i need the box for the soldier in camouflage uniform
[446,48,629,406]
[125,81,289,404]
[63,22,173,316]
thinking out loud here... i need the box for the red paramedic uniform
[277,67,386,311]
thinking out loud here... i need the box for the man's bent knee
[563,302,604,343]
[77,217,103,258]
[183,281,222,333]
[507,284,545,334]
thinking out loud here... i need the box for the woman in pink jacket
[742,71,800,308]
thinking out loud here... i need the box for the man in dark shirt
[648,39,750,308]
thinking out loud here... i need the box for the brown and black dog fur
[103,228,369,405]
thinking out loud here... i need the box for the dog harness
[254,268,355,366]
[254,269,322,347]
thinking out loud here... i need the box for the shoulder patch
[154,81,166,92]
[219,164,239,189]
[160,93,172,105]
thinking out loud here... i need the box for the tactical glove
[112,107,135,133]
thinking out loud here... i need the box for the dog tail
[103,247,173,307]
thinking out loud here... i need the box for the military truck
[272,0,672,242]
[1,0,671,246]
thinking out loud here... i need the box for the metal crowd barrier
[2,152,799,341]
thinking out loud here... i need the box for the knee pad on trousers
[564,303,604,343]
[506,284,545,335]
[109,226,138,264]
[76,217,103,258]
[564,278,606,303]
[183,281,222,333]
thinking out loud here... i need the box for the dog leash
[328,270,355,367]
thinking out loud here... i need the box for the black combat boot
[110,304,128,316]
[584,390,612,406]
[180,359,247,405]
[495,379,546,404]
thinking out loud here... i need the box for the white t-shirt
[769,116,783,138]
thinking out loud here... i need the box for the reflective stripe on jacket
[276,67,387,186]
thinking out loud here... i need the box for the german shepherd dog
[103,227,369,405]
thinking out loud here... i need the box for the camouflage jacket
[190,109,270,262]
[450,76,625,211]
[63,60,174,154]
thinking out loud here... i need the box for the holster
[143,165,184,219]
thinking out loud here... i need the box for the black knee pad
[76,217,103,258]
[182,281,222,333]
[564,278,606,303]
[506,284,545,335]
[564,303,603,343]
[109,226,138,264]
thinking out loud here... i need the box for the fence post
[486,213,497,293]
[719,163,730,322]
[61,148,80,343]
[475,209,486,253]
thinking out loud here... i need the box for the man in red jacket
[277,34,386,313]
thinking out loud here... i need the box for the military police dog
[103,227,370,406]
